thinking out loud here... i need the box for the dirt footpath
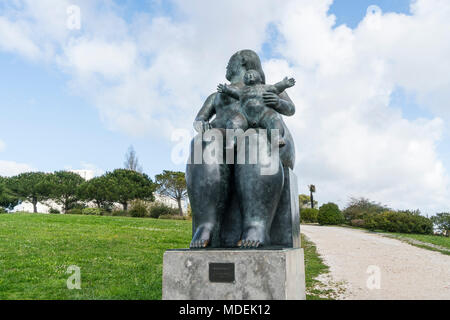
[301,225,450,300]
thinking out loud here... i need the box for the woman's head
[226,50,266,84]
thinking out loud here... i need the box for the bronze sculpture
[187,49,298,249]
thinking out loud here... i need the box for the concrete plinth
[162,248,306,300]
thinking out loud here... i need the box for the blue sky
[0,0,449,213]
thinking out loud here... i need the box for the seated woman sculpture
[187,49,297,248]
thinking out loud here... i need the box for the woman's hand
[263,92,280,108]
[193,120,210,133]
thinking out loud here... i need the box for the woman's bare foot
[237,226,266,248]
[190,225,213,248]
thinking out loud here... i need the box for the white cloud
[268,0,450,213]
[0,160,36,177]
[0,0,449,213]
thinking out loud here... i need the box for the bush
[431,213,450,237]
[82,208,103,216]
[49,208,60,214]
[129,200,150,218]
[301,208,319,223]
[111,210,129,217]
[66,208,83,215]
[350,219,365,228]
[342,197,388,223]
[318,203,344,225]
[0,207,7,214]
[149,203,178,219]
[159,214,189,220]
[365,211,433,234]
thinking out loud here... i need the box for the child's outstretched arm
[273,77,296,93]
[217,84,240,100]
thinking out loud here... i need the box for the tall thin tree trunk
[32,198,38,213]
[177,197,183,216]
[123,202,128,212]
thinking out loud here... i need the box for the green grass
[301,234,331,300]
[0,213,329,300]
[381,232,450,255]
[0,213,191,299]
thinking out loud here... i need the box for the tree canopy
[7,172,53,213]
[106,169,155,211]
[432,213,450,237]
[50,171,85,213]
[155,170,187,216]
[78,175,114,210]
[299,194,318,209]
[0,176,20,211]
[342,197,388,222]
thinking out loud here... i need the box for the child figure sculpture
[217,69,295,147]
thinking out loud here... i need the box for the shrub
[301,208,319,223]
[431,213,450,237]
[66,208,83,215]
[111,210,129,217]
[149,203,178,219]
[318,203,344,225]
[129,200,150,218]
[342,197,388,223]
[0,207,7,214]
[82,208,103,216]
[365,211,433,234]
[159,214,188,220]
[350,219,366,228]
[49,208,60,214]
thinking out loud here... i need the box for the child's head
[244,70,263,85]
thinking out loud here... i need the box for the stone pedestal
[162,248,306,300]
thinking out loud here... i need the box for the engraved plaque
[209,263,235,283]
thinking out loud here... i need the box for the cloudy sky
[0,0,449,214]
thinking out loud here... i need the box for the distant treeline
[300,197,449,236]
[0,169,187,216]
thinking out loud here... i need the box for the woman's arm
[263,91,296,116]
[194,93,217,132]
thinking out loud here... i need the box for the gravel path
[301,225,450,300]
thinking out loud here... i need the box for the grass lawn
[0,213,191,299]
[0,213,329,300]
[301,234,331,300]
[382,232,450,255]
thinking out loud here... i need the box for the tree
[299,194,318,209]
[432,213,450,237]
[343,197,388,222]
[107,169,155,211]
[155,170,187,216]
[50,171,85,213]
[7,172,53,213]
[124,145,143,173]
[0,176,20,211]
[78,175,114,210]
